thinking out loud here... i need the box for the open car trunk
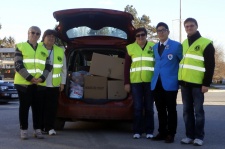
[65,47,127,104]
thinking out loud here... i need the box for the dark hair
[135,27,147,35]
[156,22,169,30]
[41,29,57,42]
[184,18,198,27]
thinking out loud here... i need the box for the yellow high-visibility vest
[127,41,155,83]
[178,37,212,84]
[14,42,49,86]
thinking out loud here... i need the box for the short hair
[41,29,57,42]
[156,22,169,30]
[28,26,41,33]
[184,18,198,27]
[135,27,147,35]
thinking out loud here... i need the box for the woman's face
[28,28,41,43]
[135,31,147,45]
[43,34,56,47]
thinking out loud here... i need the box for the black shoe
[152,133,166,141]
[165,135,174,143]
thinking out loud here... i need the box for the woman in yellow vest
[124,27,155,139]
[39,29,67,136]
[14,26,51,140]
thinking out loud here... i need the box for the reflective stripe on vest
[130,66,154,72]
[178,37,211,84]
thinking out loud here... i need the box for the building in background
[0,48,15,79]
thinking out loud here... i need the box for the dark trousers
[42,87,60,131]
[131,83,154,134]
[181,86,205,140]
[153,79,178,136]
[18,85,45,130]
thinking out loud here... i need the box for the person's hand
[36,78,43,84]
[31,78,43,84]
[31,78,38,84]
[59,84,64,92]
[124,84,131,93]
[202,86,209,93]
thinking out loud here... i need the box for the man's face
[184,21,198,36]
[156,26,169,42]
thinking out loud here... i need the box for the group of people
[14,26,67,140]
[124,17,215,146]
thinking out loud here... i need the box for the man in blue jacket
[151,22,182,143]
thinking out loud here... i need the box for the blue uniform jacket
[151,39,182,91]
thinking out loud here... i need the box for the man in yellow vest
[39,29,67,136]
[14,26,52,140]
[124,27,155,139]
[179,18,215,146]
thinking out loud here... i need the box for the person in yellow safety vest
[179,18,215,146]
[14,26,52,140]
[39,29,67,136]
[124,27,155,139]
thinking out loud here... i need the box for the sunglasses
[30,31,40,36]
[135,33,146,37]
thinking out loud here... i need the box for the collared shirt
[159,38,169,47]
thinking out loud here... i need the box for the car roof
[53,8,135,43]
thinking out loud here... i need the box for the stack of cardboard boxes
[84,53,127,100]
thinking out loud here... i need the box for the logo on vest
[168,54,173,60]
[57,56,62,62]
[41,52,47,57]
[195,45,200,51]
[148,46,153,54]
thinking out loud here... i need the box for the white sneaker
[49,129,56,136]
[133,134,141,139]
[20,130,28,140]
[146,134,153,139]
[34,129,44,139]
[193,139,203,146]
[181,138,194,144]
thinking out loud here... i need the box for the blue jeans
[131,83,154,134]
[181,86,205,140]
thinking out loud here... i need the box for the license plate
[11,94,18,98]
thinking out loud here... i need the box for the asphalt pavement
[0,90,224,149]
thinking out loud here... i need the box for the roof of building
[0,48,15,53]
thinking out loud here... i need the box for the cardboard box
[84,76,107,99]
[89,53,124,80]
[108,80,127,100]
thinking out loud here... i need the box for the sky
[0,0,225,52]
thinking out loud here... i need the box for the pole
[179,0,182,42]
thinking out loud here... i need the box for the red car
[53,8,135,129]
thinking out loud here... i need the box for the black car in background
[0,80,18,103]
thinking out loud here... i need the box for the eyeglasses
[30,31,40,36]
[156,29,168,33]
[135,33,146,37]
[184,24,195,28]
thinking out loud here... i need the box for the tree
[124,5,157,41]
[213,45,225,82]
[0,36,15,48]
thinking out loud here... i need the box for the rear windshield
[66,26,127,39]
